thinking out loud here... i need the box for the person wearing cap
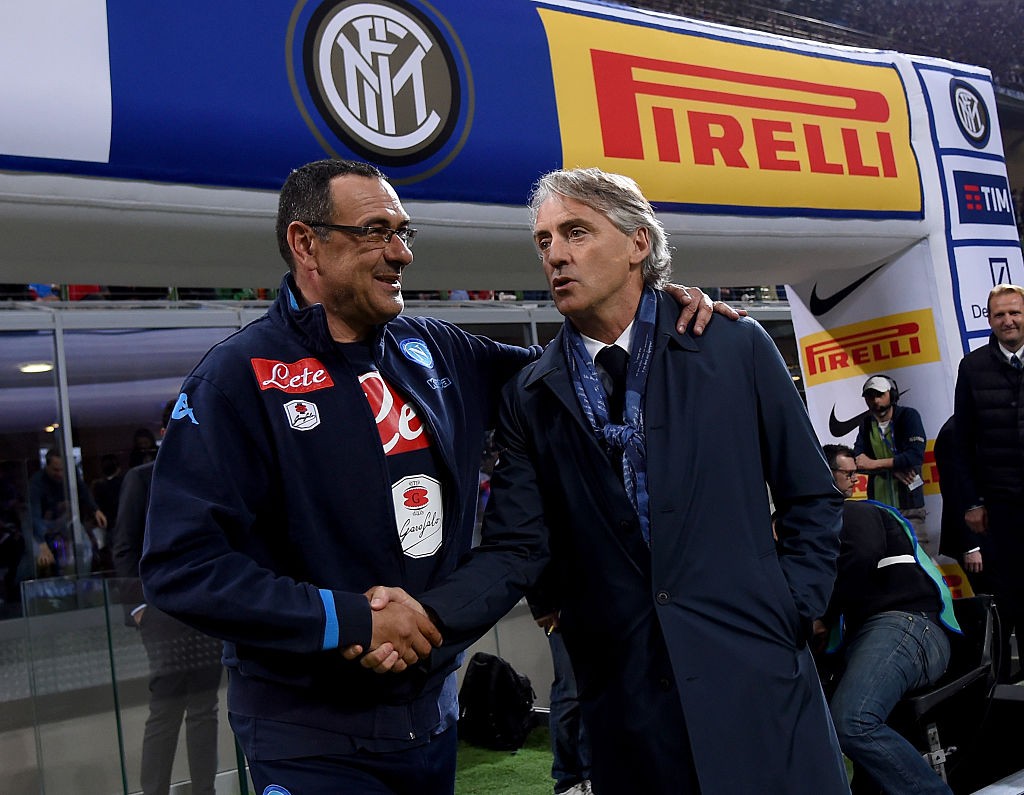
[853,373,929,556]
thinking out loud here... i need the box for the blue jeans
[548,631,591,793]
[830,611,952,795]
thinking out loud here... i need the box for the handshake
[341,586,443,674]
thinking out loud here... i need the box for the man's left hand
[663,284,745,336]
[893,469,916,486]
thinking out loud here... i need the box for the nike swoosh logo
[809,265,885,316]
[829,406,867,438]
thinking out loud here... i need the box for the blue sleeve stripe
[319,589,339,650]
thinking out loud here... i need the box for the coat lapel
[522,328,595,438]
[527,298,702,439]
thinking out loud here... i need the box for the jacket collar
[988,333,1024,368]
[524,290,699,392]
[270,273,387,357]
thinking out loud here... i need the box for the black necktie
[1012,356,1022,371]
[596,345,629,423]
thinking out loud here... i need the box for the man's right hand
[965,506,988,534]
[964,549,983,574]
[341,586,442,673]
[368,600,441,671]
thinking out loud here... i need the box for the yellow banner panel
[538,8,921,213]
[799,309,940,387]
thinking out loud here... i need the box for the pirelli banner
[538,8,920,216]
[0,0,980,212]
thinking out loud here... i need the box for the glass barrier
[14,575,250,794]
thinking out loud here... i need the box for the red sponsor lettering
[251,358,334,394]
[752,118,799,172]
[590,49,897,177]
[803,323,921,377]
[804,124,844,174]
[689,111,748,167]
[922,449,939,490]
[359,370,428,455]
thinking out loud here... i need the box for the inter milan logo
[949,79,989,148]
[295,0,469,168]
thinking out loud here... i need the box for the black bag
[458,651,536,750]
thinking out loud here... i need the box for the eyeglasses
[306,222,417,248]
[832,468,859,479]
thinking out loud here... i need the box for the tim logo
[953,171,1014,225]
[950,79,989,148]
[298,0,465,166]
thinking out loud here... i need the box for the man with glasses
[140,158,730,794]
[816,444,957,794]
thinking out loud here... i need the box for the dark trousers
[579,626,702,795]
[548,630,591,793]
[244,725,457,795]
[139,610,223,795]
[983,497,1024,682]
[0,528,24,602]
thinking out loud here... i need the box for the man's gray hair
[528,168,672,288]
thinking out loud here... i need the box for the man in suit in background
[934,416,992,595]
[113,401,222,795]
[951,283,1024,681]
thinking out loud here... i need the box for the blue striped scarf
[562,287,657,545]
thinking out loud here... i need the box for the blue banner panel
[0,0,563,203]
[952,170,1016,226]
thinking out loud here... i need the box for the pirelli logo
[799,310,940,387]
[537,9,922,214]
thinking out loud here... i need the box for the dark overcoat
[422,292,848,794]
